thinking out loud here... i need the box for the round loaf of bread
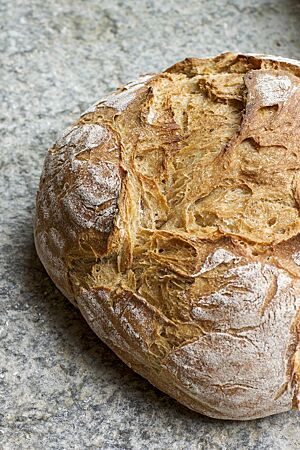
[35,52,300,420]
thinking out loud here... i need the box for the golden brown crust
[35,53,300,419]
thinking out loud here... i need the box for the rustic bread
[35,52,300,420]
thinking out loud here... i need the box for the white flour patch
[62,158,121,232]
[254,73,297,106]
[292,251,300,266]
[40,185,63,224]
[75,182,117,209]
[78,290,108,325]
[275,271,292,292]
[118,303,150,331]
[125,74,154,89]
[48,227,65,251]
[192,262,294,329]
[114,301,151,349]
[56,124,108,152]
[224,263,292,298]
[37,232,65,282]
[147,103,157,124]
[82,74,154,115]
[193,248,240,277]
[71,159,121,207]
[62,190,117,232]
[77,290,132,353]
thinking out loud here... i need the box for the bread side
[35,53,300,419]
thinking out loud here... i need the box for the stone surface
[1,0,300,448]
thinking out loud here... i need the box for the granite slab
[1,0,300,448]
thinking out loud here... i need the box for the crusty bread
[35,52,300,420]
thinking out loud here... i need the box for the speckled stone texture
[1,0,300,449]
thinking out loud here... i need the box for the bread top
[35,52,300,417]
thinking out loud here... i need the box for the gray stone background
[1,0,300,448]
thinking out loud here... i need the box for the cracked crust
[35,52,300,420]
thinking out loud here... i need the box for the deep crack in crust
[35,52,300,420]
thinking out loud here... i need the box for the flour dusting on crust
[82,74,154,115]
[62,159,121,232]
[35,231,70,300]
[192,260,294,330]
[254,74,297,106]
[78,290,132,353]
[55,124,108,152]
[293,251,300,266]
[197,248,240,276]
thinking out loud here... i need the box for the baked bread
[35,52,300,420]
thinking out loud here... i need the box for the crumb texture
[35,53,300,420]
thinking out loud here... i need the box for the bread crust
[35,52,300,420]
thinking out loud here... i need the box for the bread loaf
[35,52,300,420]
